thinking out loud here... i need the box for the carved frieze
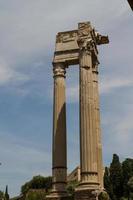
[78,22,92,38]
[56,31,77,43]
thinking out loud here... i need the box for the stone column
[92,62,103,189]
[51,62,68,197]
[79,48,99,189]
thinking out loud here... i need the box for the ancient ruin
[47,22,109,200]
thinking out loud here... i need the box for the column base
[46,191,70,200]
[74,186,109,200]
[74,183,100,200]
[74,189,99,200]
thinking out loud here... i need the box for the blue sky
[0,0,133,197]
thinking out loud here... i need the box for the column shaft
[92,65,103,189]
[52,63,67,195]
[79,50,99,189]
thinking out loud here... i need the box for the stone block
[74,189,97,200]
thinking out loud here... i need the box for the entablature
[53,22,109,67]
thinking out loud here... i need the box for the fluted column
[92,63,103,189]
[79,48,99,189]
[52,62,67,196]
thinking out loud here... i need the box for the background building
[68,167,105,183]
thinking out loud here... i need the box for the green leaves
[110,154,123,199]
[104,154,133,200]
[21,176,52,194]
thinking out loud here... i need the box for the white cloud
[0,0,129,80]
[66,76,133,103]
[0,59,30,86]
[0,61,13,84]
[100,77,133,94]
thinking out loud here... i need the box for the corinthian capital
[78,37,96,52]
[53,63,66,78]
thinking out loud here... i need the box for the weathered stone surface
[48,21,109,200]
[51,62,68,197]
[53,22,108,66]
[75,189,98,200]
[79,45,99,187]
[46,195,73,200]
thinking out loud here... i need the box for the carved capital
[78,22,96,53]
[78,37,96,53]
[53,63,66,78]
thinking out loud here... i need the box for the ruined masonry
[47,22,109,200]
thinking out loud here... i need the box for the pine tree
[4,186,9,200]
[0,191,4,200]
[110,154,123,200]
[122,158,133,198]
[104,167,114,199]
[127,177,133,200]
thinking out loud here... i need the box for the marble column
[51,62,67,197]
[79,48,99,189]
[92,62,103,189]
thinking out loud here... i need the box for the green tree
[122,159,133,198]
[110,154,123,200]
[98,191,110,200]
[21,182,31,194]
[66,180,79,197]
[0,191,4,200]
[4,186,9,200]
[21,176,52,194]
[104,167,114,199]
[127,177,133,200]
[128,177,133,192]
[25,190,46,200]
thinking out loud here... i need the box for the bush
[66,180,79,197]
[25,189,46,200]
[98,191,110,200]
[21,176,52,194]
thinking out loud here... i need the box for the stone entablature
[54,22,108,66]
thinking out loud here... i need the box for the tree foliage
[104,155,133,200]
[0,191,4,200]
[128,177,133,192]
[104,167,114,200]
[19,154,133,200]
[4,186,9,200]
[127,177,133,200]
[98,191,110,200]
[21,176,52,194]
[66,180,79,197]
[25,190,46,200]
[122,159,133,198]
[109,154,123,200]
